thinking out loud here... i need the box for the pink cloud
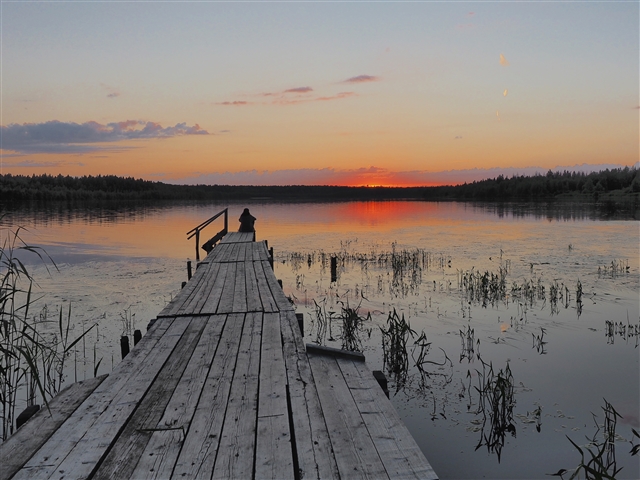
[316,92,356,101]
[284,87,313,94]
[344,75,379,83]
[217,101,251,106]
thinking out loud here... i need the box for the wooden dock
[0,231,438,479]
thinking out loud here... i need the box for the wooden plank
[255,312,294,479]
[243,241,253,262]
[94,316,208,480]
[12,316,185,479]
[245,260,262,312]
[261,260,294,311]
[128,314,228,480]
[279,311,339,480]
[237,242,248,262]
[221,232,254,244]
[191,261,224,315]
[174,261,222,316]
[0,375,107,480]
[172,313,245,479]
[254,259,279,313]
[252,241,269,261]
[200,262,229,315]
[207,242,229,263]
[217,261,237,313]
[230,243,241,262]
[158,264,208,317]
[308,352,388,479]
[211,312,262,480]
[337,358,438,480]
[232,261,248,313]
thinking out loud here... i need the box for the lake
[3,200,639,479]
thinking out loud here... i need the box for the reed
[0,221,95,441]
[338,301,371,352]
[379,309,415,391]
[565,399,624,480]
[472,360,516,462]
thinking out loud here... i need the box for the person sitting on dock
[238,208,256,232]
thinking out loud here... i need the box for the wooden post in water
[120,336,130,359]
[187,260,192,280]
[331,256,338,282]
[195,230,200,261]
[296,313,304,336]
[134,329,142,345]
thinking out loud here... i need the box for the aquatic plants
[0,221,95,441]
[338,300,371,352]
[564,399,624,480]
[379,309,415,391]
[472,360,516,462]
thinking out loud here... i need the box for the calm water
[3,201,639,479]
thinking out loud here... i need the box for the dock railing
[186,208,228,261]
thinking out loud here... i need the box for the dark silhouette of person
[238,208,256,232]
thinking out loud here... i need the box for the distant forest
[1,167,638,205]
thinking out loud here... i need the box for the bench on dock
[0,230,438,479]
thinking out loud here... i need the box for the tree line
[0,167,638,205]
[422,167,639,201]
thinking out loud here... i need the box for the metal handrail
[187,208,228,261]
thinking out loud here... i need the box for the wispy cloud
[284,86,313,94]
[499,53,510,66]
[343,75,379,84]
[101,83,121,99]
[316,91,357,102]
[218,88,356,107]
[1,120,209,154]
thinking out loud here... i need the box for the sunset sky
[1,1,638,186]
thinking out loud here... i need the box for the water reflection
[605,319,640,347]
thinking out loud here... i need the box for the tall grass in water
[565,399,624,479]
[0,221,94,441]
[472,360,516,462]
[338,301,371,352]
[380,309,415,392]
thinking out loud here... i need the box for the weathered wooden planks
[128,314,228,479]
[308,351,389,479]
[279,310,340,480]
[93,316,208,480]
[220,232,255,243]
[255,312,294,479]
[338,358,438,480]
[171,313,245,478]
[211,312,262,480]
[0,375,107,480]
